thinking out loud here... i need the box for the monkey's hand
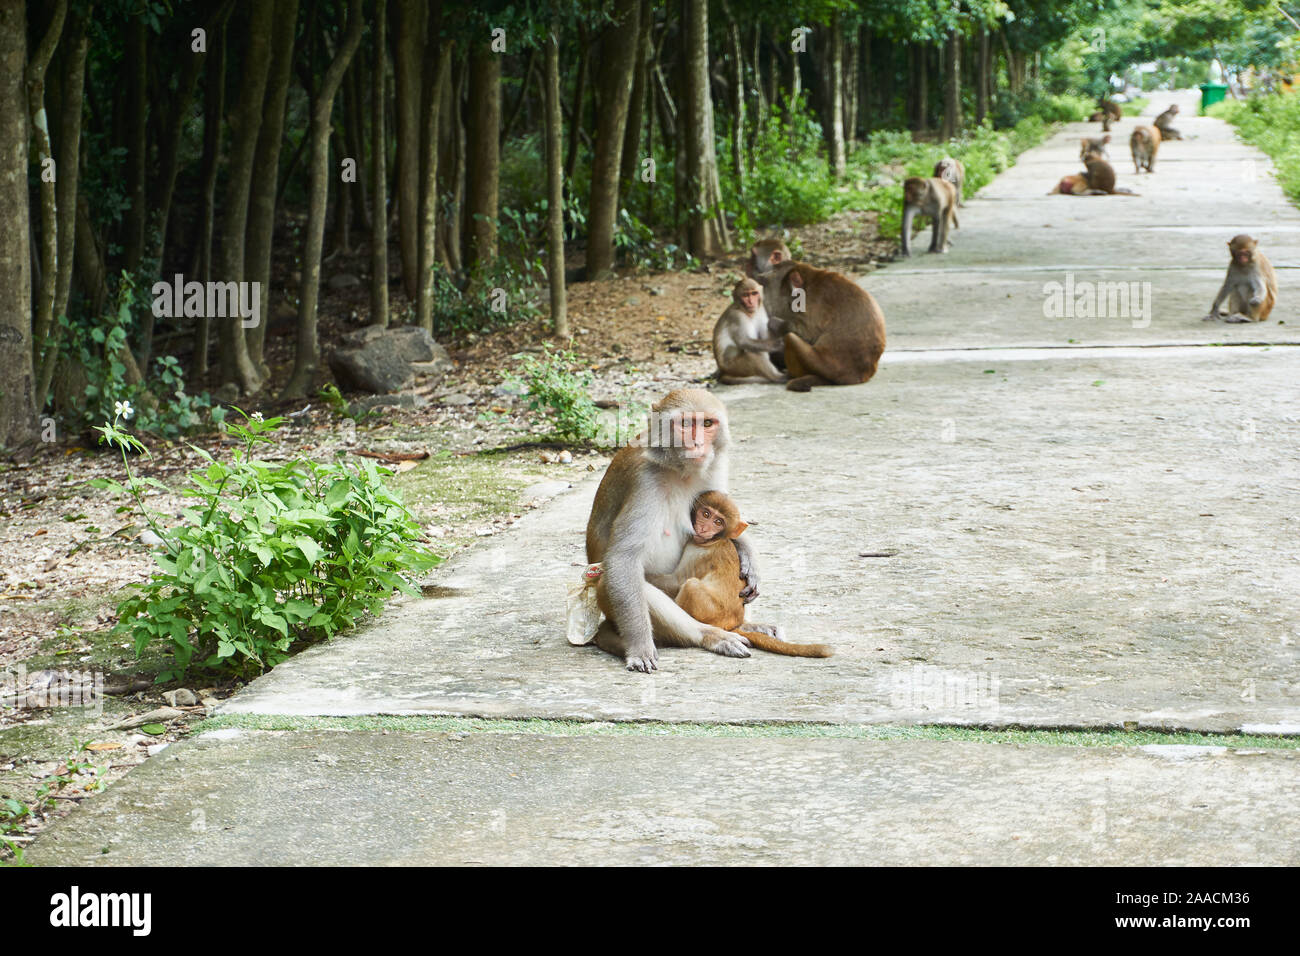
[733,537,760,603]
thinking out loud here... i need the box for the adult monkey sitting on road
[585,389,770,672]
[747,238,887,391]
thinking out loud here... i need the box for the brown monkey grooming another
[1153,104,1182,140]
[1050,148,1137,196]
[1130,125,1161,173]
[933,156,966,206]
[713,277,787,384]
[747,239,887,392]
[586,389,771,672]
[900,176,959,255]
[1080,134,1110,160]
[647,491,832,658]
[1205,234,1278,323]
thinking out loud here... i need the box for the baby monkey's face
[689,491,747,546]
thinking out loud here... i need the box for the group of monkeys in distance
[712,101,1278,387]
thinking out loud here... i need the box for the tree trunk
[826,15,846,177]
[215,1,274,394]
[435,56,464,274]
[193,17,226,379]
[858,26,872,136]
[393,0,424,300]
[371,0,389,327]
[720,0,744,194]
[283,0,363,399]
[842,22,858,147]
[463,44,500,272]
[682,0,729,257]
[244,0,298,377]
[416,31,451,333]
[123,13,147,273]
[0,0,35,447]
[917,44,929,132]
[942,28,960,141]
[345,50,371,233]
[543,25,567,338]
[585,0,640,278]
[40,4,90,407]
[620,0,653,192]
[563,25,588,187]
[976,28,989,124]
[25,0,66,393]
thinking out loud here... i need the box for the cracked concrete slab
[26,730,1299,866]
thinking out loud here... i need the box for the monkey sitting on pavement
[646,491,832,658]
[713,277,787,384]
[1205,234,1278,323]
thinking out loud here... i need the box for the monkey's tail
[736,629,833,659]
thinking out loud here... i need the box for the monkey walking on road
[646,491,832,658]
[1130,125,1162,174]
[1205,234,1278,323]
[900,176,959,254]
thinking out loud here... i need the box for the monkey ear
[789,271,804,290]
[729,521,748,539]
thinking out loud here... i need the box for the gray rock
[439,393,473,406]
[328,337,416,394]
[163,689,198,707]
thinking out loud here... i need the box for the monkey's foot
[624,641,658,673]
[1225,312,1253,323]
[1202,312,1222,322]
[702,630,751,659]
[786,376,816,393]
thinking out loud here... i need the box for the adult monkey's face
[649,389,728,462]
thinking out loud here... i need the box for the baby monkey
[648,491,832,658]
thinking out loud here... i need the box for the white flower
[114,400,134,420]
[251,411,264,422]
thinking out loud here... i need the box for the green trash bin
[1199,83,1228,114]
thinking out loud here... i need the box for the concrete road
[28,95,1300,865]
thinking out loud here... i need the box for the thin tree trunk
[500,48,536,148]
[245,0,298,376]
[858,26,872,135]
[40,4,90,407]
[563,24,588,185]
[416,33,451,333]
[585,0,640,278]
[543,24,567,337]
[620,0,653,191]
[370,0,389,327]
[215,1,274,394]
[0,0,36,447]
[345,50,371,233]
[435,57,464,273]
[283,0,363,399]
[25,0,67,388]
[463,43,500,272]
[842,22,858,147]
[976,28,989,124]
[393,0,424,300]
[720,0,744,193]
[193,18,226,379]
[942,28,960,140]
[123,14,147,273]
[682,0,728,256]
[826,14,846,177]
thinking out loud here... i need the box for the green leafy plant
[515,348,600,443]
[93,409,439,681]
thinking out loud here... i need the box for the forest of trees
[0,0,1292,449]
